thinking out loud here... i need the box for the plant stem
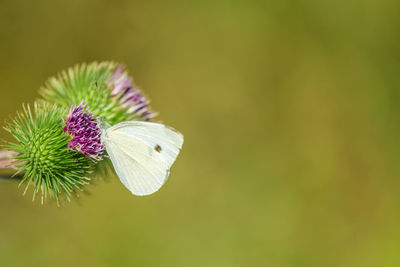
[0,150,21,180]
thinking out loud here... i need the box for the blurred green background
[0,0,400,266]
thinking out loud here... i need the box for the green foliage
[3,102,92,204]
[39,61,140,125]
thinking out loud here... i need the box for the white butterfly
[101,121,183,196]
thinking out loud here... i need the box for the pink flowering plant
[1,62,155,204]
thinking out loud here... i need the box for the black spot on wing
[155,144,162,152]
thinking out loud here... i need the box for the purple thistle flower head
[108,66,155,121]
[64,102,105,160]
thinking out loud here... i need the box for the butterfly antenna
[94,81,101,101]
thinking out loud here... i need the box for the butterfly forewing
[109,121,183,167]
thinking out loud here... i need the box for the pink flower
[64,102,104,160]
[108,66,155,121]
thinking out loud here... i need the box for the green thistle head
[3,102,92,204]
[39,61,155,125]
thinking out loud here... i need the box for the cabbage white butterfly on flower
[100,121,183,196]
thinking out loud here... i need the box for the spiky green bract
[4,102,92,204]
[39,61,153,125]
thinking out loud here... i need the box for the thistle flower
[3,102,92,204]
[64,102,105,161]
[1,62,164,204]
[108,66,154,121]
[39,62,155,125]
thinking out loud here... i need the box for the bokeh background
[0,0,399,266]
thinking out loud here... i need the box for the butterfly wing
[103,121,183,196]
